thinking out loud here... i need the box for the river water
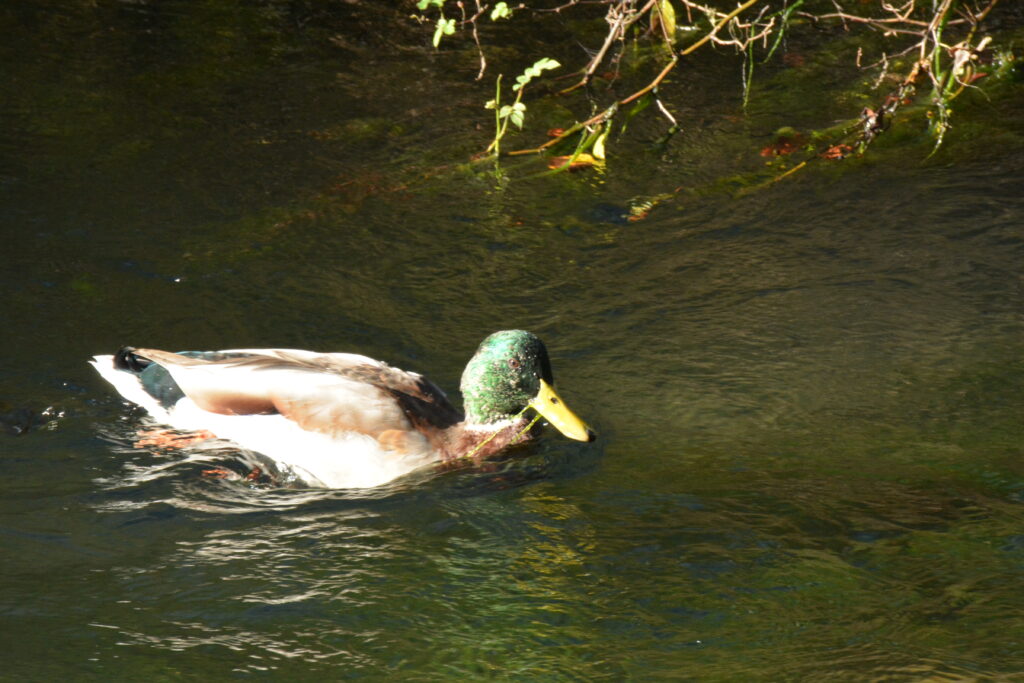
[3,2,1023,679]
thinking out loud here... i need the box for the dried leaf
[548,153,598,171]
[820,144,853,160]
[760,133,804,157]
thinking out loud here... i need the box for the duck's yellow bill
[529,378,595,442]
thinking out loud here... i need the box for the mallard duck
[90,330,594,488]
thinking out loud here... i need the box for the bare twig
[559,0,657,94]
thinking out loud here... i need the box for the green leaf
[511,58,561,91]
[432,17,455,48]
[417,0,443,9]
[491,2,511,20]
[533,58,560,71]
[510,110,524,128]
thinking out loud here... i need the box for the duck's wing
[127,348,461,439]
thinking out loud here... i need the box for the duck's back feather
[126,348,460,438]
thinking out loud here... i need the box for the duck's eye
[508,358,520,369]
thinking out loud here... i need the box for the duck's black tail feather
[114,347,152,373]
[112,347,185,408]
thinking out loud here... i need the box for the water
[2,2,1023,679]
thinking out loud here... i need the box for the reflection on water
[62,455,1024,679]
[1,0,1023,679]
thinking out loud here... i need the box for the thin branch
[679,0,764,57]
[559,0,658,94]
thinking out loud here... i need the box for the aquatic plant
[484,57,562,157]
[412,0,1014,176]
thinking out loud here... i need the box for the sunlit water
[2,2,1023,679]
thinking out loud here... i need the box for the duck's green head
[460,330,594,442]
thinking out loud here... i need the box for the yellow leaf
[592,130,608,160]
[656,0,676,43]
[548,154,597,171]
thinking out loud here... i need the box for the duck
[90,330,595,489]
